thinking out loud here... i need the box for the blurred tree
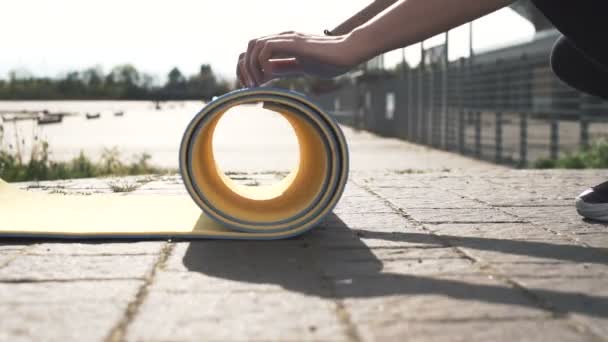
[0,64,233,100]
[185,64,219,100]
[167,67,186,88]
[110,64,140,86]
[107,65,142,99]
[82,67,104,87]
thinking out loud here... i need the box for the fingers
[238,31,323,87]
[236,52,252,88]
[238,32,295,87]
[246,39,264,86]
[244,32,303,86]
[236,53,243,87]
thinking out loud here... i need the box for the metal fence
[315,51,608,167]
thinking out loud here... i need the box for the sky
[0,0,535,82]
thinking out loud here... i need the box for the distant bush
[534,138,608,169]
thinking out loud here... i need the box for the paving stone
[507,277,608,338]
[427,223,563,240]
[354,318,590,342]
[419,177,483,190]
[426,223,608,264]
[0,302,129,342]
[500,207,584,226]
[500,207,608,247]
[0,243,31,252]
[0,245,27,266]
[150,270,305,294]
[392,196,489,209]
[321,256,477,278]
[333,197,394,214]
[573,232,608,249]
[0,254,15,268]
[26,241,164,255]
[341,182,370,197]
[339,275,550,323]
[126,291,345,341]
[161,241,327,294]
[404,208,523,223]
[312,229,443,249]
[0,280,142,304]
[493,261,608,279]
[370,187,488,209]
[454,237,607,265]
[319,246,457,263]
[126,190,189,196]
[356,177,429,188]
[0,254,157,281]
[321,213,408,231]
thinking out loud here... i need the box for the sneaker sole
[575,197,608,222]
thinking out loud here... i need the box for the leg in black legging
[531,1,608,220]
[550,35,608,100]
[532,0,608,71]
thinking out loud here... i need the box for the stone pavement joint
[105,242,174,342]
[332,299,363,342]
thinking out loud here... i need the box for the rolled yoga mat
[0,88,349,239]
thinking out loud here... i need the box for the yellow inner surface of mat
[0,97,335,239]
[190,104,328,223]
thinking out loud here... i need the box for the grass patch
[135,175,157,184]
[0,134,172,182]
[534,138,608,169]
[48,188,68,195]
[393,169,426,175]
[107,180,139,193]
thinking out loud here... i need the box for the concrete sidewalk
[1,127,607,341]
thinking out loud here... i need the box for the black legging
[531,0,608,100]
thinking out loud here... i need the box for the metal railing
[315,51,608,167]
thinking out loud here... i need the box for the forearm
[348,0,515,61]
[330,0,398,35]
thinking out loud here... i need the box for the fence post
[495,59,503,163]
[471,60,481,158]
[418,60,425,143]
[475,111,482,158]
[496,112,503,163]
[458,58,466,154]
[405,69,414,141]
[520,112,528,167]
[427,64,433,146]
[442,64,449,150]
[550,114,559,160]
[580,94,590,149]
[404,69,410,140]
[519,53,531,167]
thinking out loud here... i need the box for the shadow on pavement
[183,214,608,318]
[354,230,608,265]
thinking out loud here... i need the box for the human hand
[236,31,365,87]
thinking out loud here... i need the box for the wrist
[343,27,377,65]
